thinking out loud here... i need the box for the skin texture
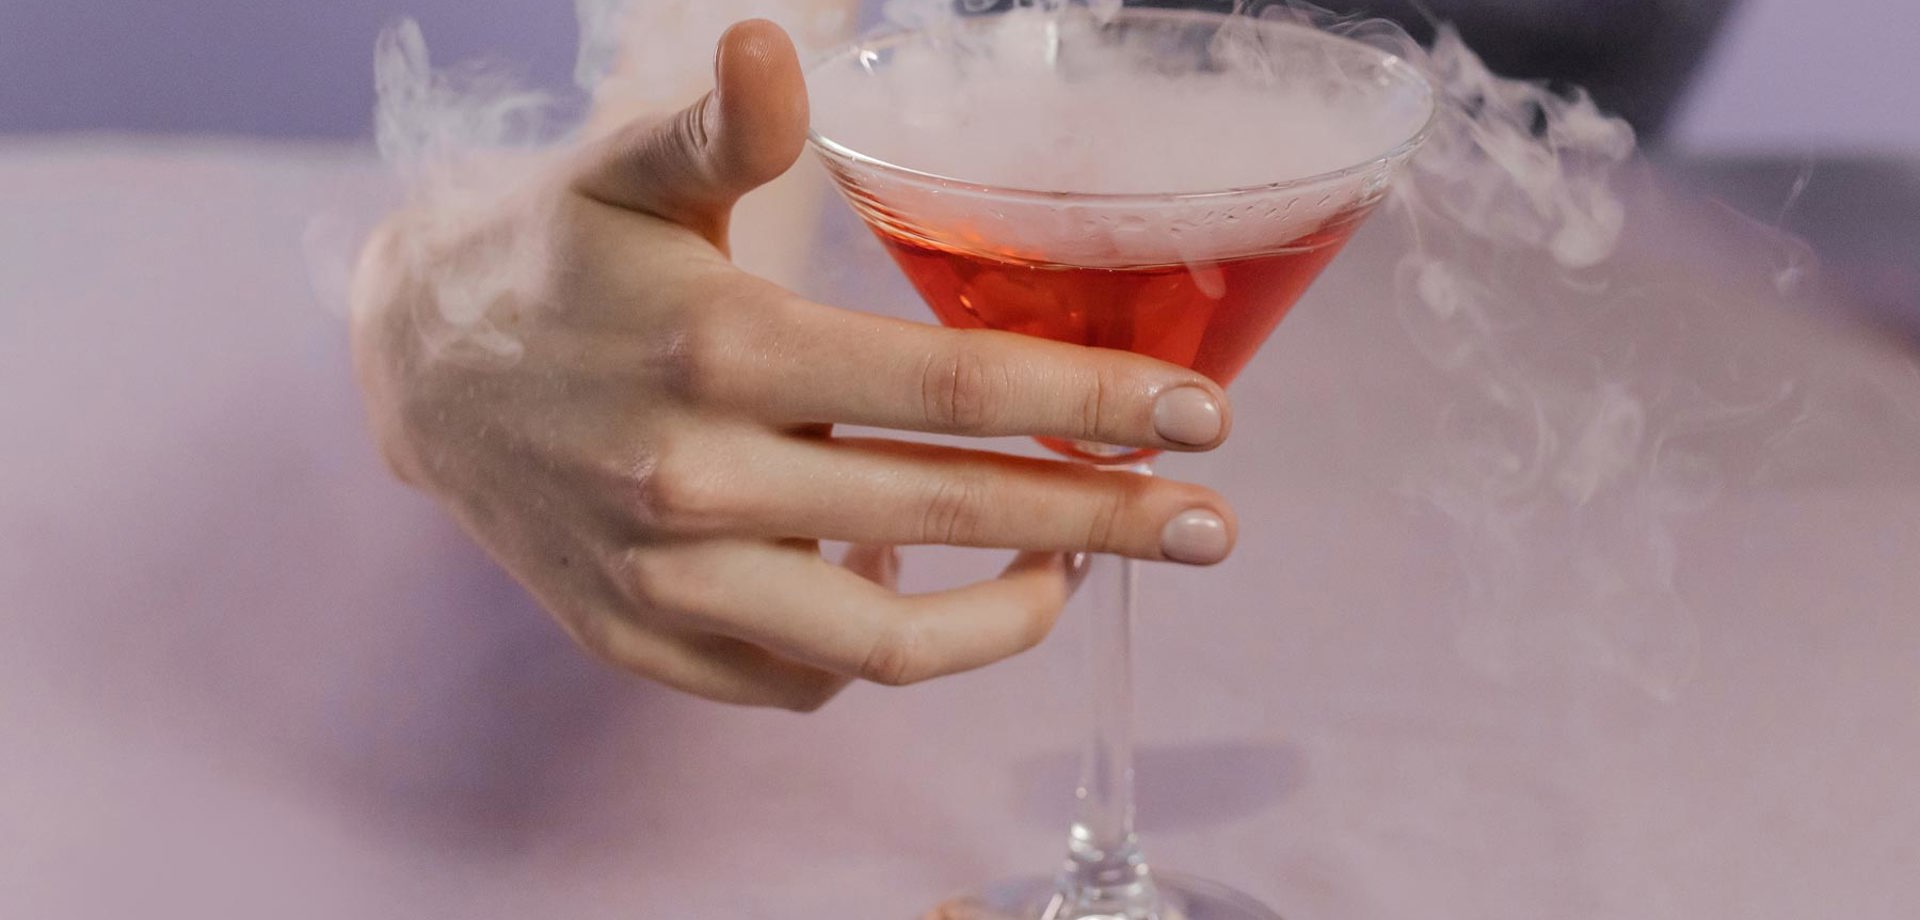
[350,20,1239,711]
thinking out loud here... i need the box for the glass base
[925,873,1283,920]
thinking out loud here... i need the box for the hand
[350,20,1237,711]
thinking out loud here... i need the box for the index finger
[697,290,1233,452]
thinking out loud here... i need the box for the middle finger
[675,434,1237,565]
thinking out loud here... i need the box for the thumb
[570,19,808,250]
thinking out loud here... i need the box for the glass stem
[1049,465,1162,920]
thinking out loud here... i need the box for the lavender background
[0,0,580,139]
[1,0,1916,152]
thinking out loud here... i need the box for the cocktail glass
[807,7,1435,919]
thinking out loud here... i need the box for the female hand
[350,20,1237,711]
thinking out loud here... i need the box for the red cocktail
[872,212,1368,462]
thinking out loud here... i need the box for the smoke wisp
[354,0,1920,699]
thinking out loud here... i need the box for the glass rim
[804,7,1440,205]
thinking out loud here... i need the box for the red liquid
[872,214,1368,462]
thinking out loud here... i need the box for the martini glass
[808,7,1435,919]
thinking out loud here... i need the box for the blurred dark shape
[961,0,1742,144]
[1660,154,1920,341]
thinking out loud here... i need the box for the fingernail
[1153,386,1223,447]
[1161,510,1231,565]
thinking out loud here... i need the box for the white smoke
[351,0,1920,698]
[1368,19,1920,697]
[573,0,632,92]
[1380,28,1706,696]
[811,12,1427,196]
[363,0,855,362]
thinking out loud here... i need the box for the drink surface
[872,214,1367,463]
[809,13,1432,199]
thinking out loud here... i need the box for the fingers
[586,541,1062,705]
[577,615,850,712]
[624,541,1078,687]
[689,292,1233,452]
[646,434,1237,564]
[569,19,807,247]
[566,543,910,711]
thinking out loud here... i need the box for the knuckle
[616,549,704,616]
[921,343,1007,434]
[616,551,674,611]
[658,307,735,404]
[658,281,784,406]
[630,443,728,533]
[860,623,929,687]
[1082,486,1132,553]
[1079,363,1119,441]
[919,474,990,546]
